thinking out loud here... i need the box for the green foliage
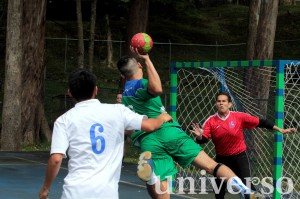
[123,139,141,163]
[2,2,300,151]
[21,142,51,151]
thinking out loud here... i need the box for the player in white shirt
[39,68,172,199]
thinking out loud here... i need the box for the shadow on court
[0,152,239,199]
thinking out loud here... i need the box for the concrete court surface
[0,152,240,199]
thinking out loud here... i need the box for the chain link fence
[44,37,300,127]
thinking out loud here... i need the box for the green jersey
[122,78,181,145]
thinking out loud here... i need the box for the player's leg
[214,155,232,199]
[193,151,261,199]
[166,128,260,199]
[138,130,177,199]
[214,178,226,199]
[138,154,175,199]
[146,180,170,199]
[232,152,257,192]
[193,150,237,179]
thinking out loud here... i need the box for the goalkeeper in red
[191,92,297,199]
[117,48,262,199]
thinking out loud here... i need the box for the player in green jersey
[117,48,261,199]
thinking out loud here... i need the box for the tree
[21,0,51,144]
[76,0,84,68]
[105,14,114,68]
[1,0,23,150]
[77,0,98,70]
[245,0,279,117]
[1,0,51,150]
[88,0,97,71]
[127,0,149,53]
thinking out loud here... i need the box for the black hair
[68,68,97,101]
[116,89,123,95]
[215,92,232,102]
[117,55,138,78]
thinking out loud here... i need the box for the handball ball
[130,33,153,54]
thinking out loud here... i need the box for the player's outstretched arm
[258,119,297,134]
[39,153,63,199]
[141,113,172,132]
[131,47,162,96]
[273,126,297,134]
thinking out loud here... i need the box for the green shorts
[140,127,202,181]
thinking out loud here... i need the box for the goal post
[169,60,300,199]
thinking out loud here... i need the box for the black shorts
[215,151,251,183]
[214,151,255,198]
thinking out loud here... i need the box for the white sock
[228,177,251,195]
[146,171,158,185]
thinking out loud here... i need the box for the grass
[123,140,141,164]
[22,142,51,151]
[21,138,141,164]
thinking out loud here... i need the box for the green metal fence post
[273,60,285,199]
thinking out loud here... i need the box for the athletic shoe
[137,151,154,182]
[244,190,263,199]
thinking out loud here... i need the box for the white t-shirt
[50,99,146,199]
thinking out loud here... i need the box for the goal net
[171,60,300,198]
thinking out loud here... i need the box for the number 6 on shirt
[90,123,105,154]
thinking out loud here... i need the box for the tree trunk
[106,14,114,68]
[127,0,149,53]
[76,0,84,68]
[246,0,261,60]
[245,0,279,117]
[21,0,51,145]
[244,0,261,105]
[1,0,23,150]
[88,0,97,71]
[255,1,279,59]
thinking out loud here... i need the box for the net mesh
[282,62,300,198]
[174,63,299,198]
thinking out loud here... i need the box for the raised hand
[190,123,203,137]
[130,46,149,60]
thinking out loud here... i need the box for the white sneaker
[244,190,263,199]
[137,151,154,182]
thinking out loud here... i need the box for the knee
[213,163,223,177]
[192,151,218,174]
[200,162,217,175]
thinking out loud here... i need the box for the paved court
[0,152,240,199]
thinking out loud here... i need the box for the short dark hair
[117,55,138,79]
[215,92,232,102]
[117,89,123,95]
[68,68,97,101]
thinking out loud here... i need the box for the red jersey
[202,111,259,156]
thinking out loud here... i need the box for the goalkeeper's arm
[257,119,297,134]
[195,136,209,144]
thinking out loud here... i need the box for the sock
[146,171,158,185]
